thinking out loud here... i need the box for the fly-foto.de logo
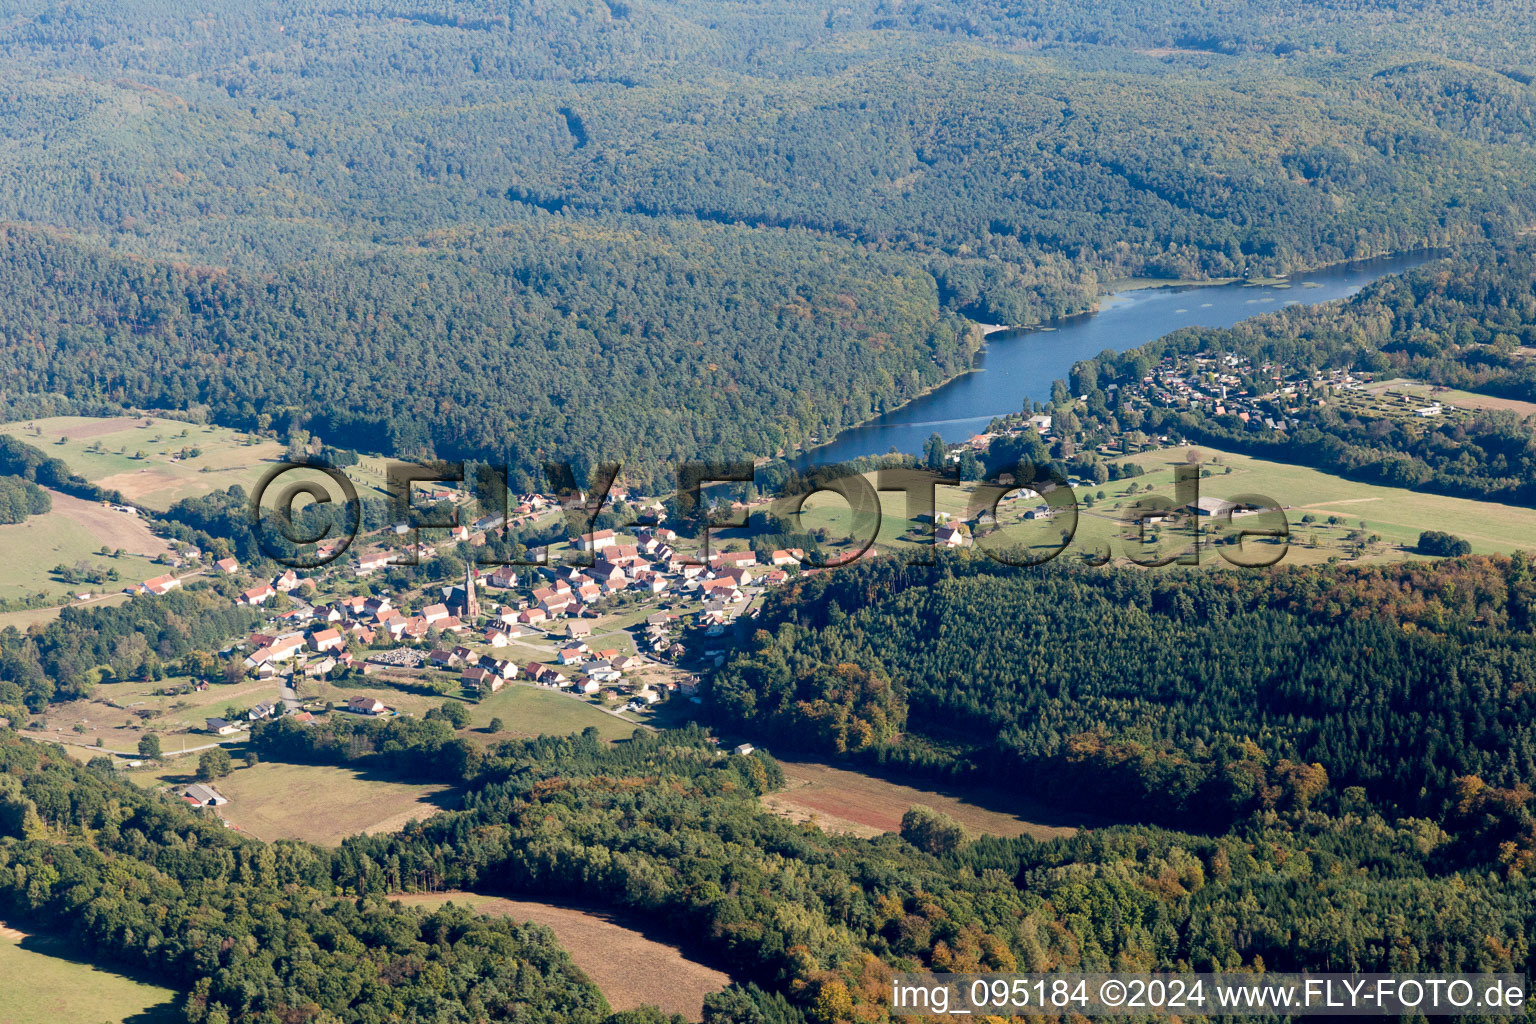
[248,458,1288,570]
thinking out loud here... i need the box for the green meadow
[0,926,180,1024]
[787,444,1536,568]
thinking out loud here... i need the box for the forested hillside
[714,554,1536,833]
[3,1,1536,478]
[4,724,1532,1024]
[0,732,616,1024]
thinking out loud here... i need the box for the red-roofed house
[140,574,181,596]
[309,628,344,653]
[579,529,618,552]
[240,582,276,606]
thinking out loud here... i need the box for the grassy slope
[0,415,395,510]
[181,761,454,846]
[0,927,180,1024]
[0,416,282,510]
[0,509,165,603]
[791,444,1536,568]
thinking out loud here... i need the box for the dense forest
[713,553,1536,837]
[4,723,1533,1024]
[0,731,618,1024]
[3,2,1536,480]
[1069,244,1536,503]
[8,3,1536,1020]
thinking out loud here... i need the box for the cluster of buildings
[151,485,816,734]
[1104,353,1383,434]
[960,413,1055,456]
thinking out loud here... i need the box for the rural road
[20,730,234,759]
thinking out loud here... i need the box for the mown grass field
[180,761,455,845]
[0,923,180,1024]
[1355,378,1536,418]
[26,676,273,756]
[0,490,171,604]
[0,415,283,510]
[763,760,1089,840]
[395,892,731,1020]
[299,672,642,741]
[1114,446,1536,558]
[467,682,641,742]
[0,414,396,510]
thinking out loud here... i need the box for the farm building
[182,784,229,808]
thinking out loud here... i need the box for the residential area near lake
[5,3,1536,1024]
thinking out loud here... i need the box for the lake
[791,251,1437,469]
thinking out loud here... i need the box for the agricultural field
[23,676,273,756]
[0,414,396,511]
[30,665,642,788]
[0,488,173,605]
[0,921,180,1024]
[467,682,642,743]
[150,760,456,845]
[395,892,731,1021]
[1,415,282,510]
[763,760,1088,841]
[299,673,643,742]
[1352,379,1536,419]
[1109,446,1536,560]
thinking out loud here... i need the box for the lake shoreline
[778,248,1440,472]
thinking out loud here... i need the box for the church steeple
[463,562,480,622]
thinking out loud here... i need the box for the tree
[923,432,947,470]
[137,733,161,759]
[435,701,470,729]
[957,451,982,481]
[198,747,232,781]
[487,717,504,733]
[1418,530,1472,557]
[605,1010,688,1024]
[900,805,965,855]
[810,980,854,1024]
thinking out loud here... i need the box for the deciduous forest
[2,1,1536,481]
[6,3,1536,1022]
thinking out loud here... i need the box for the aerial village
[128,482,806,806]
